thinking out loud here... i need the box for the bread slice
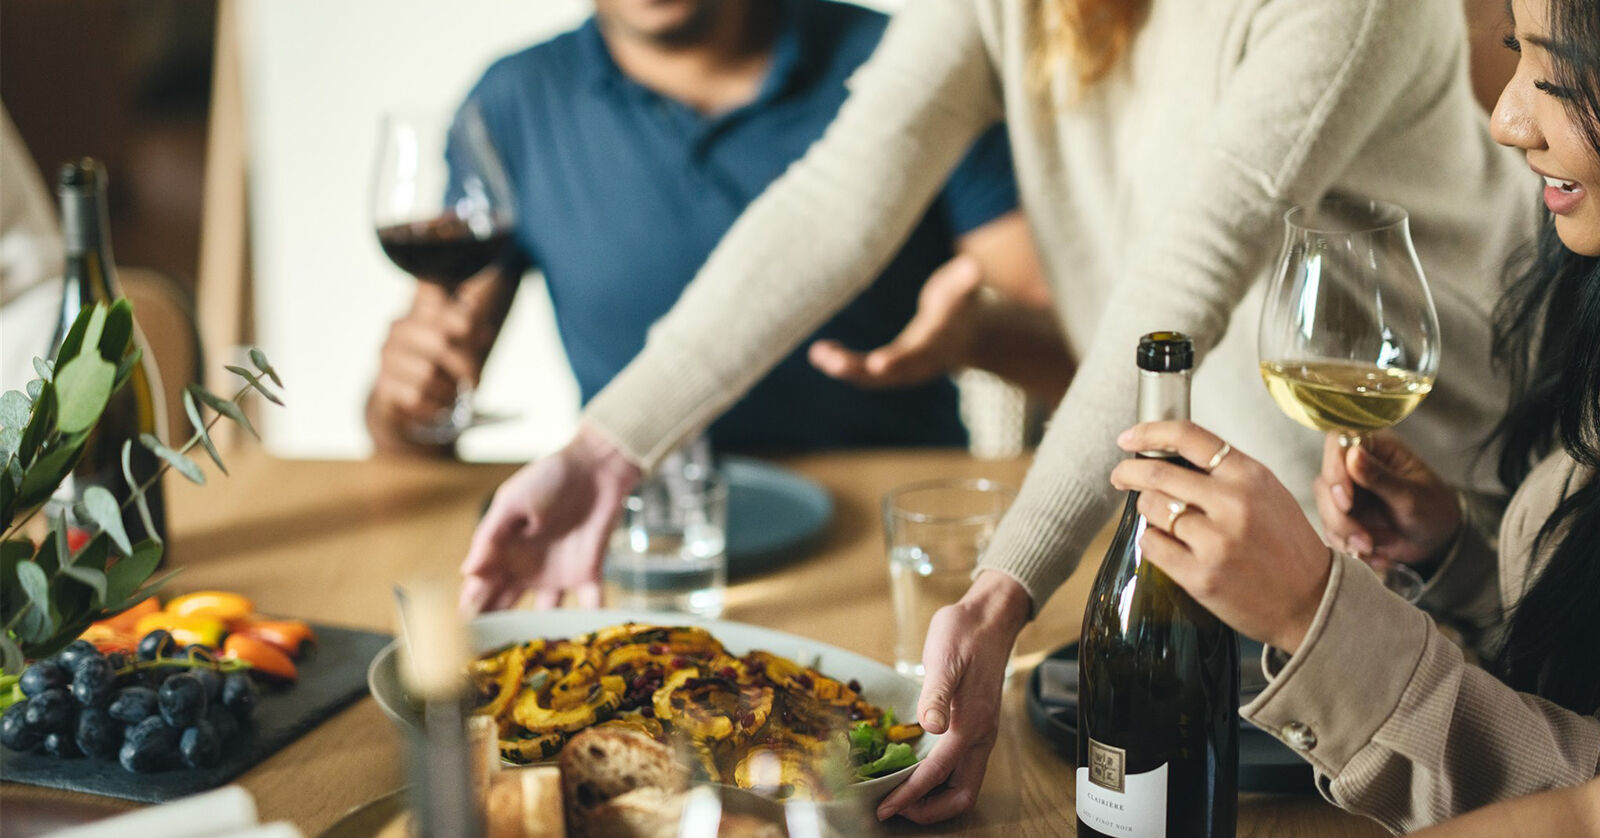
[560,729,691,838]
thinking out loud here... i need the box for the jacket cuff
[1242,551,1434,776]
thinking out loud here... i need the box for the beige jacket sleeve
[1415,490,1506,634]
[1242,552,1600,834]
[583,0,1001,468]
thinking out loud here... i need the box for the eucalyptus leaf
[98,299,133,363]
[32,357,53,381]
[123,568,181,609]
[1,426,19,456]
[0,391,28,430]
[192,386,258,439]
[61,564,108,607]
[57,305,92,364]
[24,380,41,401]
[140,433,205,485]
[1,538,30,615]
[183,389,226,475]
[82,486,132,556]
[55,353,116,434]
[122,440,161,541]
[17,603,54,645]
[113,346,143,388]
[225,366,285,406]
[53,513,72,569]
[16,560,49,616]
[0,633,22,676]
[79,305,108,360]
[16,444,82,508]
[73,533,109,573]
[249,348,283,388]
[17,386,55,467]
[106,539,163,606]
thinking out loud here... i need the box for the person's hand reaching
[808,254,982,389]
[875,570,1031,824]
[459,425,642,613]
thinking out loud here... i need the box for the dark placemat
[1025,641,1315,794]
[0,623,392,804]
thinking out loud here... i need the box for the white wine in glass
[1258,197,1440,599]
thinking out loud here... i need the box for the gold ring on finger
[1205,441,1233,473]
[1165,499,1190,531]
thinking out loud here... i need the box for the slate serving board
[0,623,393,804]
[1025,641,1315,794]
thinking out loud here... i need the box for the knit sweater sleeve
[976,0,1463,607]
[582,0,1002,468]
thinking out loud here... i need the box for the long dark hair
[1490,0,1600,717]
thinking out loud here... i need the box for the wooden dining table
[1,448,1386,837]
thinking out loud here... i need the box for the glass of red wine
[371,102,515,444]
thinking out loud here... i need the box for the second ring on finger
[1140,490,1204,539]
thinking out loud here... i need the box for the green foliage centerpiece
[0,300,281,675]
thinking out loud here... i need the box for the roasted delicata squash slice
[733,743,826,798]
[596,710,667,741]
[654,669,775,743]
[473,645,528,722]
[514,675,625,734]
[498,731,565,764]
[886,723,924,744]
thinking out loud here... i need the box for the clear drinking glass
[1258,196,1439,600]
[882,479,1015,678]
[371,102,516,444]
[604,437,727,618]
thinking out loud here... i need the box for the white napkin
[44,786,303,838]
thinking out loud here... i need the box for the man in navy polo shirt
[366,0,1058,456]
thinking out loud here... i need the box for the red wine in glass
[376,216,513,292]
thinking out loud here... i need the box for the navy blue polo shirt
[465,0,1019,451]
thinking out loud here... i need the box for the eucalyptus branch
[118,384,252,516]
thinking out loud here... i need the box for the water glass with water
[882,479,1014,678]
[605,438,728,618]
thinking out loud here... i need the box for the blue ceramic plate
[722,457,833,578]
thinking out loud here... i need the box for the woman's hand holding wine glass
[1313,431,1462,571]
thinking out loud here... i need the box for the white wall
[242,0,899,461]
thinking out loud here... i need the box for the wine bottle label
[1078,738,1168,838]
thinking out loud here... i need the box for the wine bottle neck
[1136,368,1190,457]
[58,183,122,304]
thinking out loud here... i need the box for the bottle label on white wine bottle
[1078,738,1168,838]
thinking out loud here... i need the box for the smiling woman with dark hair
[1110,0,1600,831]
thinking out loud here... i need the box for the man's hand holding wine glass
[367,272,508,454]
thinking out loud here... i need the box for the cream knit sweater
[584,0,1537,609]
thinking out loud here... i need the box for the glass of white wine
[1258,196,1439,599]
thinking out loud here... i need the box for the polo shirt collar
[578,0,814,108]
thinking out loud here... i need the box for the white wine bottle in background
[1077,332,1238,838]
[50,159,169,546]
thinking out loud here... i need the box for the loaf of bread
[560,729,691,837]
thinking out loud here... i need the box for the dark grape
[141,665,177,689]
[182,645,216,664]
[75,706,122,759]
[18,659,68,697]
[190,668,222,702]
[178,721,222,769]
[220,673,258,722]
[158,674,207,729]
[23,689,74,733]
[0,702,43,751]
[71,657,115,707]
[104,651,130,672]
[43,730,83,758]
[119,716,178,773]
[203,704,239,743]
[108,686,161,724]
[137,630,175,662]
[56,640,99,672]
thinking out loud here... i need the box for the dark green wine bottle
[50,159,168,546]
[1077,332,1238,838]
